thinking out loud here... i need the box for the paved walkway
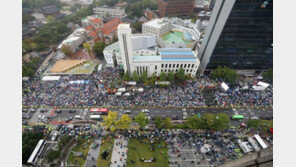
[110,137,128,167]
[85,139,102,167]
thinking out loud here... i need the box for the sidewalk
[110,137,128,167]
[85,139,102,167]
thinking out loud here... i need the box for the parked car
[22,115,30,119]
[69,110,76,113]
[142,109,149,113]
[65,117,73,122]
[251,116,259,120]
[172,115,179,120]
[124,110,131,114]
[260,116,272,120]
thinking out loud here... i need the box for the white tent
[252,85,266,91]
[242,86,249,90]
[123,92,131,96]
[221,82,229,91]
[117,88,126,92]
[257,81,269,88]
[138,88,144,92]
[115,92,122,96]
[125,81,137,85]
[42,76,61,81]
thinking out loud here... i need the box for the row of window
[161,69,195,73]
[161,63,195,69]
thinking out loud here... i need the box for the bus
[90,108,109,115]
[232,115,244,120]
[254,134,268,149]
[90,115,102,120]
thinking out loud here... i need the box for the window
[180,64,183,68]
[165,64,168,68]
[190,69,193,72]
[169,64,171,68]
[155,66,157,70]
[184,64,187,68]
[173,64,175,68]
[177,64,179,68]
[191,64,194,68]
[165,69,167,72]
[161,64,164,68]
[186,69,189,72]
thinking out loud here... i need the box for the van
[75,115,82,119]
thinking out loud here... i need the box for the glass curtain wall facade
[206,0,273,70]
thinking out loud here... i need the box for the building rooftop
[133,55,161,62]
[42,5,60,15]
[102,18,122,35]
[161,30,192,45]
[160,48,196,61]
[143,18,170,29]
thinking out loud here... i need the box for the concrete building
[107,24,200,77]
[42,5,60,18]
[142,18,201,49]
[158,0,195,17]
[93,6,127,19]
[198,0,273,74]
[58,28,86,53]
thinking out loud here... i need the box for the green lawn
[66,61,97,74]
[67,139,91,167]
[127,138,169,167]
[97,137,115,167]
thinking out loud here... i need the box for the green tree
[47,150,60,162]
[22,14,35,25]
[83,43,91,56]
[262,68,273,81]
[135,112,149,129]
[133,22,143,32]
[176,68,185,82]
[22,65,35,77]
[141,71,148,83]
[46,16,54,23]
[154,116,163,129]
[123,71,130,81]
[102,111,118,132]
[210,66,238,84]
[132,71,140,82]
[186,115,202,129]
[151,73,157,83]
[201,113,215,129]
[167,71,175,82]
[159,71,166,81]
[61,44,73,57]
[163,117,172,129]
[117,114,132,129]
[92,41,106,59]
[213,113,230,131]
[22,132,44,164]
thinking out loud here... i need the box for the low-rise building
[93,6,127,19]
[42,5,60,18]
[58,28,86,53]
[105,24,200,77]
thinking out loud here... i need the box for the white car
[142,109,149,113]
[183,112,188,120]
[251,117,259,120]
[124,110,131,114]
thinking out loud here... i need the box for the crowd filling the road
[22,67,273,107]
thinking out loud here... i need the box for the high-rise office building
[158,0,195,17]
[198,0,273,74]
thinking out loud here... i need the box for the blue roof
[183,33,192,41]
[133,56,161,61]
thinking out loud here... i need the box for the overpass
[220,146,273,167]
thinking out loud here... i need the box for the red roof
[102,18,122,35]
[96,27,102,32]
[94,37,101,42]
[86,25,94,31]
[88,31,98,38]
[147,11,154,21]
[92,18,103,24]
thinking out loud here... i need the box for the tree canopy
[210,66,238,84]
[102,111,118,132]
[22,132,44,164]
[92,42,106,59]
[135,112,149,128]
[176,68,185,82]
[117,114,132,129]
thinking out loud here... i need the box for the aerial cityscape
[22,0,273,167]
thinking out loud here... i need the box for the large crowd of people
[22,67,273,107]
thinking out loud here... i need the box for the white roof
[221,82,229,91]
[42,76,61,81]
[257,81,269,88]
[27,140,44,163]
[143,18,170,29]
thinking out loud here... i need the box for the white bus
[248,137,261,152]
[90,115,102,120]
[254,134,268,149]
